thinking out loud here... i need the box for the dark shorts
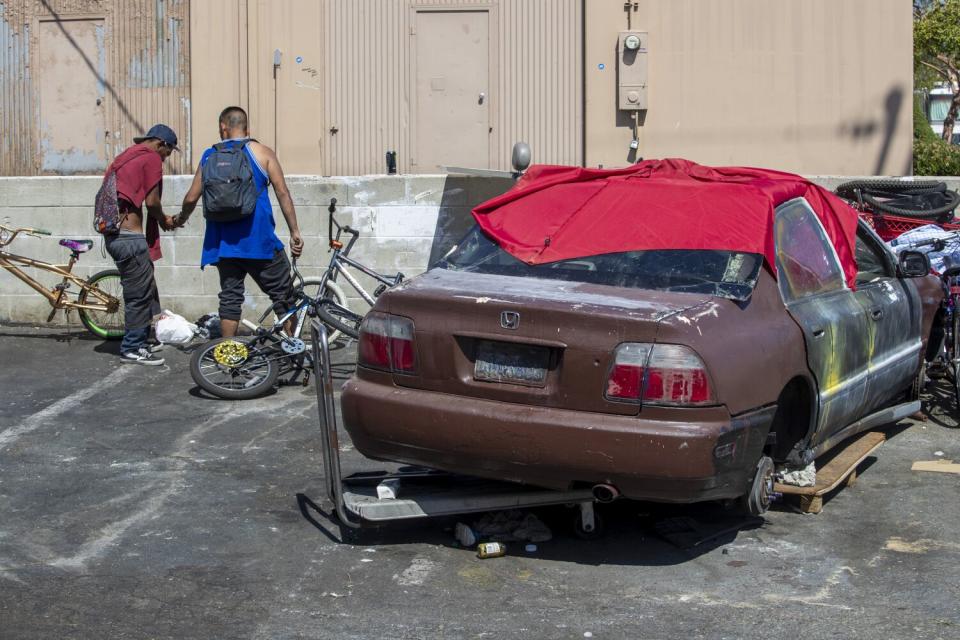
[104,233,161,332]
[215,250,295,321]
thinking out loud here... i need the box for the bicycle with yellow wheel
[189,256,325,399]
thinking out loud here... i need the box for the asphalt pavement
[0,325,958,639]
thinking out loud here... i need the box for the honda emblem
[500,311,520,330]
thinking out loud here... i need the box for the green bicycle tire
[78,269,125,340]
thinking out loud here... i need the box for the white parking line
[0,367,132,451]
[394,556,439,586]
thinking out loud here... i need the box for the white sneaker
[147,342,165,353]
[122,348,165,366]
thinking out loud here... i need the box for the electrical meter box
[618,31,648,110]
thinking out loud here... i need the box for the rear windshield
[436,226,763,301]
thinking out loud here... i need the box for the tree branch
[934,53,960,78]
[920,59,953,84]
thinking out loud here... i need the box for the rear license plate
[474,341,549,386]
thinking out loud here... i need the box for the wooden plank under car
[774,431,886,514]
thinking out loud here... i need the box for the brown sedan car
[341,162,941,515]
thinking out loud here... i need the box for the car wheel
[738,456,775,517]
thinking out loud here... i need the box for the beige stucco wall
[585,0,914,175]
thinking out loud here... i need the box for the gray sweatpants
[104,232,161,354]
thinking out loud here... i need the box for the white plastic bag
[155,309,198,345]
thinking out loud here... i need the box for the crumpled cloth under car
[777,462,817,487]
[470,510,553,543]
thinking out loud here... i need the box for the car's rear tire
[738,455,775,517]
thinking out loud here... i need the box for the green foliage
[914,139,960,175]
[914,0,960,66]
[914,0,960,144]
[915,96,940,143]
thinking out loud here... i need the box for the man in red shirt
[103,124,178,365]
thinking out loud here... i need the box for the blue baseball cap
[134,124,180,151]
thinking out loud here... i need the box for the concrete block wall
[0,174,513,325]
[2,173,959,327]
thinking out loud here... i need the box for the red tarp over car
[471,158,860,289]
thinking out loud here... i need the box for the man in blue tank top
[177,106,304,337]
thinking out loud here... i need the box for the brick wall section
[0,174,512,325]
[1,174,958,326]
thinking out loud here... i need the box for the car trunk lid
[380,269,712,415]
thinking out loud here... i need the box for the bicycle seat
[60,238,94,253]
[942,265,960,278]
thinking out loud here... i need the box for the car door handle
[870,307,884,320]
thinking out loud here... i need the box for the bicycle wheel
[835,179,945,199]
[190,336,280,400]
[300,277,347,343]
[317,300,364,340]
[78,269,125,340]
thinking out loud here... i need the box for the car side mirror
[899,250,931,278]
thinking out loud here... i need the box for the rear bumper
[340,376,777,503]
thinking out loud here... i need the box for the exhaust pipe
[592,483,620,503]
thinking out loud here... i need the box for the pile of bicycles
[836,179,960,224]
[189,198,404,399]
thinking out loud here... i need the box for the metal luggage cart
[310,319,603,536]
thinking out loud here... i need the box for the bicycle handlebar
[0,223,52,246]
[290,256,305,289]
[327,197,360,252]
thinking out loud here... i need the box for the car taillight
[605,343,714,406]
[605,343,651,400]
[358,312,417,374]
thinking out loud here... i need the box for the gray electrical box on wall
[618,31,648,110]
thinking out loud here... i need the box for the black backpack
[201,140,267,222]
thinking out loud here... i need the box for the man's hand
[161,215,177,231]
[289,230,304,257]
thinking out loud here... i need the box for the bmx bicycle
[0,223,123,339]
[189,256,341,399]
